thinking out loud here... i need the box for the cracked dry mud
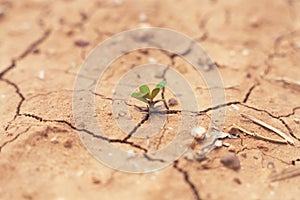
[1,0,300,200]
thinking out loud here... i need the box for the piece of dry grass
[232,124,288,144]
[240,113,294,145]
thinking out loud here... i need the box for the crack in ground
[173,160,201,200]
[122,113,150,141]
[1,78,25,131]
[0,126,31,152]
[261,151,291,165]
[240,103,300,141]
[0,29,51,78]
[242,83,259,103]
[21,113,148,152]
[22,113,169,163]
[0,29,51,131]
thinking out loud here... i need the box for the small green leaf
[150,88,160,99]
[131,92,148,103]
[139,85,150,94]
[156,81,166,90]
[132,92,147,98]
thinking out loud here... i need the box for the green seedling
[131,81,166,111]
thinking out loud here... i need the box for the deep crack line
[1,78,25,131]
[122,113,150,141]
[0,29,51,78]
[240,103,300,141]
[243,83,258,103]
[22,113,148,152]
[173,160,201,200]
[0,126,31,152]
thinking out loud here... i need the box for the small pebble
[191,126,206,139]
[139,12,147,22]
[184,151,194,161]
[222,142,230,147]
[38,70,45,79]
[215,140,223,147]
[293,41,300,49]
[242,49,249,56]
[118,111,126,117]
[20,22,31,30]
[267,162,275,169]
[230,104,239,111]
[63,140,72,148]
[127,150,135,157]
[229,50,236,56]
[148,57,157,64]
[221,152,241,171]
[46,48,56,55]
[294,118,300,124]
[76,170,84,177]
[228,145,236,152]
[70,61,77,68]
[168,98,178,107]
[50,137,58,144]
[233,177,242,184]
[74,39,90,47]
[113,0,122,5]
[92,177,101,184]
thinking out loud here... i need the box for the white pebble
[138,23,151,28]
[146,138,150,147]
[50,137,58,143]
[108,152,113,156]
[230,104,239,110]
[229,50,236,56]
[38,70,45,79]
[215,140,223,147]
[20,22,31,30]
[294,118,300,124]
[167,127,174,130]
[70,61,77,68]
[293,41,300,49]
[139,13,147,22]
[127,150,135,157]
[118,111,126,117]
[113,0,122,5]
[0,94,5,99]
[76,170,84,177]
[242,49,249,56]
[148,57,157,64]
[191,126,206,139]
[46,48,56,55]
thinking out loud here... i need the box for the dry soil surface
[1,0,300,200]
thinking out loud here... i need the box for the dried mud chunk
[92,177,101,184]
[168,98,178,107]
[233,177,242,185]
[74,39,90,47]
[63,140,73,148]
[221,153,241,171]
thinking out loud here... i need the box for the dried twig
[232,124,288,144]
[197,84,239,90]
[271,166,300,182]
[241,113,294,145]
[272,77,300,88]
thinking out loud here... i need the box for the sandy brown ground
[1,0,300,200]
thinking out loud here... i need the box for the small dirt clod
[168,98,178,107]
[221,153,241,171]
[63,140,73,148]
[74,39,90,47]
